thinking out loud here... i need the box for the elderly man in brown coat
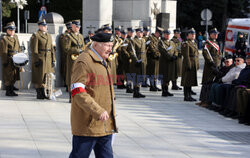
[69,33,118,158]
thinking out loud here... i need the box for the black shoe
[133,92,146,98]
[172,85,182,90]
[12,86,19,91]
[155,86,162,91]
[6,86,18,96]
[126,87,133,93]
[36,88,44,99]
[150,86,157,91]
[66,86,68,92]
[184,97,193,101]
[117,85,126,89]
[190,90,196,95]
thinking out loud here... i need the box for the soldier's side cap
[187,28,196,34]
[163,29,171,34]
[65,21,72,29]
[121,30,127,35]
[174,28,181,34]
[102,24,112,31]
[115,26,121,31]
[91,33,114,42]
[143,26,150,32]
[209,28,219,34]
[127,27,134,32]
[135,27,143,32]
[4,21,16,30]
[37,19,47,26]
[156,27,164,33]
[235,55,245,60]
[72,20,81,27]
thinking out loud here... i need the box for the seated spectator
[208,55,234,108]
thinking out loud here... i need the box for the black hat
[72,20,81,27]
[224,55,233,60]
[163,29,171,34]
[102,24,112,31]
[115,26,121,31]
[187,28,196,34]
[65,21,72,29]
[174,28,181,34]
[127,27,134,32]
[91,33,114,42]
[235,55,245,60]
[4,21,16,30]
[121,30,127,35]
[37,19,47,26]
[156,27,164,33]
[88,30,93,34]
[135,27,143,32]
[143,26,150,32]
[209,28,219,34]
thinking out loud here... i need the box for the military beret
[235,55,245,60]
[115,26,121,31]
[102,24,112,31]
[65,21,72,29]
[37,19,47,26]
[91,33,114,42]
[72,20,81,27]
[156,27,164,33]
[127,27,134,32]
[163,29,171,34]
[4,21,16,30]
[135,27,143,32]
[209,28,219,34]
[143,26,150,32]
[224,55,233,60]
[174,28,181,34]
[121,30,127,35]
[187,28,196,34]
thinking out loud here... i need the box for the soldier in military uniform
[127,27,146,98]
[181,28,199,101]
[196,28,221,107]
[158,30,178,97]
[64,20,85,102]
[84,30,94,44]
[30,19,56,99]
[142,26,150,87]
[0,22,21,96]
[125,27,135,93]
[171,28,183,90]
[146,27,164,91]
[59,21,71,91]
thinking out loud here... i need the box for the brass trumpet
[71,54,79,61]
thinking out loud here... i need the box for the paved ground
[1,55,250,158]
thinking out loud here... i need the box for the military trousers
[236,88,250,115]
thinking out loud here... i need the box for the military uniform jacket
[127,36,146,74]
[181,40,199,87]
[30,30,55,84]
[59,30,70,79]
[0,34,21,83]
[70,47,117,137]
[171,36,182,77]
[158,38,178,82]
[65,31,85,87]
[202,38,221,84]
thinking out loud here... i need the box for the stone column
[82,0,113,36]
[161,0,177,31]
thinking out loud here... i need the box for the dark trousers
[199,83,212,104]
[69,135,113,158]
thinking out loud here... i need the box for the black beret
[115,26,121,31]
[143,26,150,32]
[224,55,233,60]
[127,27,134,32]
[121,30,127,35]
[174,28,181,34]
[235,55,245,60]
[163,30,171,34]
[91,33,114,42]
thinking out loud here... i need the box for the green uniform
[158,38,178,84]
[0,34,21,86]
[64,31,85,89]
[181,40,199,87]
[30,30,55,87]
[171,36,182,77]
[59,30,70,83]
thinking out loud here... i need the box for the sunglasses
[235,60,242,62]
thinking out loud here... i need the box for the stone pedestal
[27,23,66,35]
[82,0,113,36]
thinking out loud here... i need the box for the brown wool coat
[59,30,70,81]
[70,47,117,137]
[201,39,222,84]
[30,30,55,85]
[0,34,21,85]
[181,40,200,87]
[171,36,182,77]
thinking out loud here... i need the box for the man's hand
[99,111,109,121]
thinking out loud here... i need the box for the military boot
[149,81,157,91]
[190,88,196,95]
[126,84,133,93]
[188,87,196,101]
[154,81,162,91]
[36,88,44,99]
[12,86,19,91]
[171,81,182,90]
[133,87,145,98]
[41,88,49,99]
[161,85,168,97]
[6,86,18,96]
[184,87,192,101]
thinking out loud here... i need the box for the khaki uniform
[158,38,178,84]
[30,30,55,86]
[0,34,21,86]
[71,47,117,136]
[181,40,199,87]
[146,34,161,78]
[59,30,70,82]
[65,31,85,89]
[171,36,182,77]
